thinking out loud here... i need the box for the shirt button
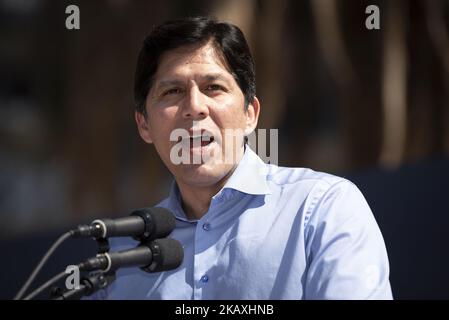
[202,223,211,231]
[200,274,209,283]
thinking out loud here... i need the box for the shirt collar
[166,180,187,221]
[221,145,271,196]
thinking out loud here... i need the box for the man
[95,16,392,299]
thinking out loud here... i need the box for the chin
[178,163,232,188]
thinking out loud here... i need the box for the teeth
[190,135,212,140]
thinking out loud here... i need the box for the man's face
[135,42,259,189]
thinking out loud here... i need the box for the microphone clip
[130,209,154,241]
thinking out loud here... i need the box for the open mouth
[188,133,214,148]
[177,130,216,149]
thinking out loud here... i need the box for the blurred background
[0,0,448,299]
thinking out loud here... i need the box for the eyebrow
[155,73,232,90]
[155,79,185,90]
[201,73,231,83]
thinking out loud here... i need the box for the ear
[135,111,153,144]
[244,96,261,136]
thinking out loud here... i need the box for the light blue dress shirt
[93,146,392,299]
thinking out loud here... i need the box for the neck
[177,185,221,220]
[176,146,245,220]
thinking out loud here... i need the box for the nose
[182,85,209,120]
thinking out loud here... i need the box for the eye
[163,88,183,96]
[206,84,225,91]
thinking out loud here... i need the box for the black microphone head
[141,238,184,273]
[131,207,176,241]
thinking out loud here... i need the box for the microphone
[79,238,184,273]
[71,207,176,241]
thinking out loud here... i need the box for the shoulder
[266,163,353,197]
[265,163,369,225]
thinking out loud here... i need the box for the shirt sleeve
[304,179,393,299]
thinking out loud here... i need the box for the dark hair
[134,16,256,114]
